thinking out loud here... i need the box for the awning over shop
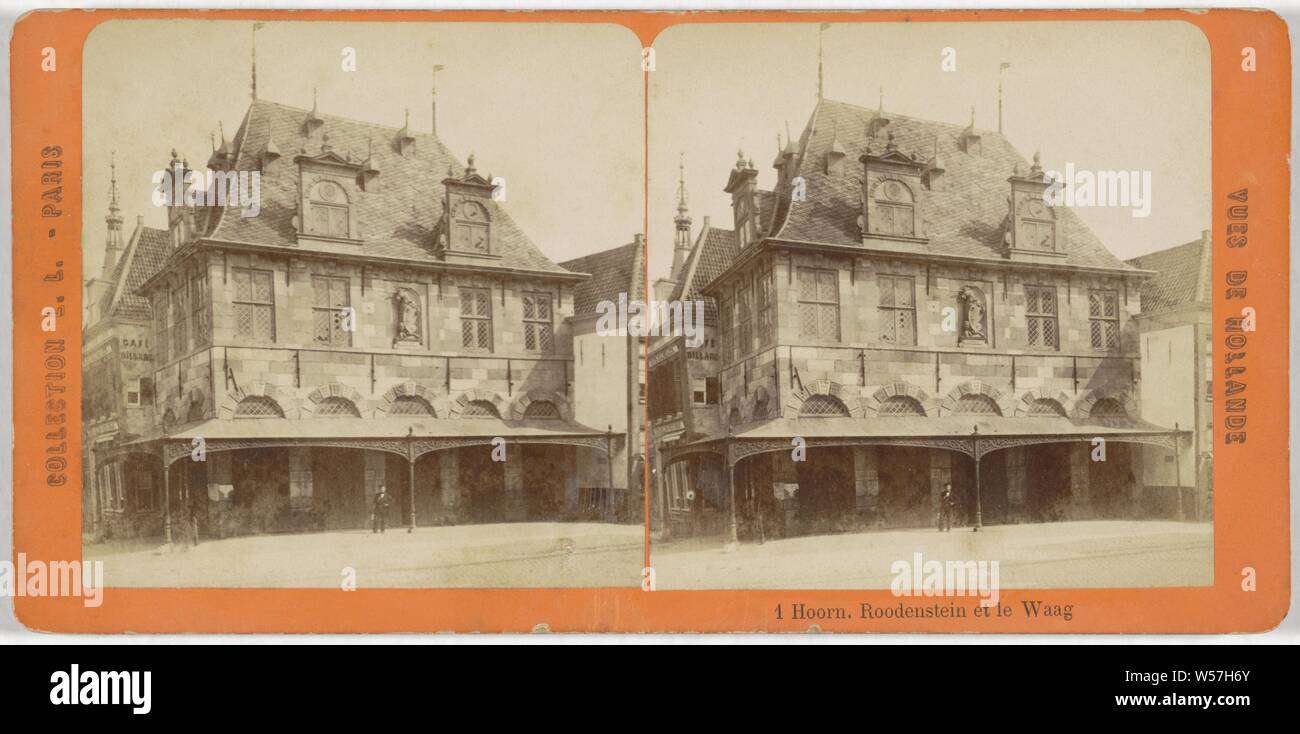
[670,415,1187,463]
[114,416,620,465]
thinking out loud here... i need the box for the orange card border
[9,7,1291,634]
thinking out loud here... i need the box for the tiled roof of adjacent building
[670,224,738,325]
[204,99,572,275]
[1125,234,1211,314]
[101,224,171,321]
[770,98,1134,271]
[560,238,645,317]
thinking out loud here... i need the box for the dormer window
[307,180,351,238]
[453,199,490,253]
[870,180,915,237]
[1017,198,1055,251]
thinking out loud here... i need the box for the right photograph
[646,21,1213,590]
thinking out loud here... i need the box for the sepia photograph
[79,20,647,588]
[645,21,1214,591]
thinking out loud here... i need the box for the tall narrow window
[756,264,774,346]
[190,271,209,347]
[798,268,840,341]
[736,281,753,357]
[153,298,169,365]
[1088,289,1119,351]
[232,267,276,342]
[522,292,553,353]
[169,282,189,357]
[312,276,352,346]
[877,274,915,345]
[1026,285,1058,349]
[460,286,493,351]
[718,294,734,363]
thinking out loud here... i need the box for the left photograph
[80,20,647,588]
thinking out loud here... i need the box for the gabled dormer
[437,154,500,264]
[395,109,417,157]
[724,150,760,249]
[294,147,365,244]
[825,121,847,176]
[959,106,981,156]
[1003,152,1063,263]
[859,131,928,249]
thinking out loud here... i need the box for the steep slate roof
[771,98,1133,270]
[560,238,645,317]
[1125,235,1211,313]
[205,99,571,274]
[100,225,170,321]
[670,224,738,324]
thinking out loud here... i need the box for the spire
[675,152,689,217]
[103,152,124,267]
[878,86,884,113]
[671,152,692,280]
[108,151,120,213]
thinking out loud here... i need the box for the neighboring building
[87,97,628,541]
[1127,232,1213,520]
[649,97,1186,544]
[83,155,172,538]
[560,236,647,522]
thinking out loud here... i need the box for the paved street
[651,520,1213,590]
[86,523,644,588]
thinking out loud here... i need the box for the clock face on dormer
[462,201,484,219]
[1027,199,1049,218]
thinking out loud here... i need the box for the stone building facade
[1127,232,1214,520]
[87,98,626,541]
[650,98,1185,543]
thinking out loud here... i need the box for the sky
[82,20,644,277]
[648,20,1211,280]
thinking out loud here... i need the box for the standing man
[372,485,393,534]
[939,483,956,532]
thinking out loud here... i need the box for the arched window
[315,396,361,417]
[306,180,350,238]
[1090,398,1127,420]
[879,395,925,417]
[463,400,500,419]
[1026,398,1067,417]
[800,394,850,418]
[234,395,284,418]
[388,395,435,417]
[523,400,561,419]
[952,394,1001,416]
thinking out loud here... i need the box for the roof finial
[210,132,216,153]
[736,148,746,169]
[466,152,477,177]
[313,87,318,114]
[250,22,263,100]
[431,63,446,136]
[817,23,828,99]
